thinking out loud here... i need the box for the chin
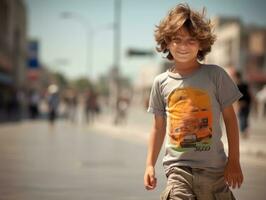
[174,58,194,63]
[174,55,197,63]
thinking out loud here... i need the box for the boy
[144,4,243,200]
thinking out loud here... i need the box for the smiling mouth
[177,51,189,54]
[176,52,189,55]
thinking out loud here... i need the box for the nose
[179,42,188,50]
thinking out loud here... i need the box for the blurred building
[133,63,160,108]
[0,0,27,88]
[0,0,27,120]
[206,17,266,90]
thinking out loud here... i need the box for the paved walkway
[0,109,265,199]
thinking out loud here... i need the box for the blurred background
[0,0,266,199]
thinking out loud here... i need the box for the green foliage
[50,71,132,95]
[95,75,109,96]
[52,72,68,88]
[118,76,132,88]
[94,74,132,96]
[70,77,93,92]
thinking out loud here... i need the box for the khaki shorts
[160,166,235,200]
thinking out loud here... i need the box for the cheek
[168,43,178,51]
[194,43,201,51]
[193,48,200,54]
[191,45,200,53]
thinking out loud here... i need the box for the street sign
[27,40,39,69]
[126,48,154,57]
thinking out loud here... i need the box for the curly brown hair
[154,3,216,61]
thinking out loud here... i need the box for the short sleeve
[216,68,243,110]
[147,76,166,116]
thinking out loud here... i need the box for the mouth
[176,52,190,57]
[177,51,189,55]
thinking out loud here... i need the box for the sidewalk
[91,105,266,159]
[230,117,266,158]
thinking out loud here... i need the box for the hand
[224,159,244,189]
[144,165,157,190]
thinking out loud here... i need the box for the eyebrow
[172,36,196,40]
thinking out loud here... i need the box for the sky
[25,0,266,81]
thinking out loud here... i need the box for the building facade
[0,0,27,121]
[206,17,266,90]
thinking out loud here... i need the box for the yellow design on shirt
[167,87,212,151]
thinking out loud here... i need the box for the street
[0,107,266,200]
[0,120,161,200]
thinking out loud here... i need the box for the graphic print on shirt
[167,87,212,152]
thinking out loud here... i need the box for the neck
[173,60,201,75]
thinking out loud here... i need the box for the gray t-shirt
[147,64,242,174]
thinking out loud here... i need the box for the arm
[144,114,166,190]
[222,105,244,189]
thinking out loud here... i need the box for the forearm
[146,127,166,167]
[223,109,240,161]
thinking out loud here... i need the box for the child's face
[167,27,201,63]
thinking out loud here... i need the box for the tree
[52,72,69,88]
[96,75,109,96]
[70,77,93,92]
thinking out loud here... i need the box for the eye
[188,39,197,44]
[172,38,181,44]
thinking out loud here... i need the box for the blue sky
[25,0,266,80]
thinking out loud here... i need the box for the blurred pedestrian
[233,71,252,139]
[17,88,28,120]
[65,89,78,123]
[7,88,20,121]
[144,4,243,200]
[28,89,40,119]
[47,84,60,126]
[114,95,130,125]
[85,89,99,124]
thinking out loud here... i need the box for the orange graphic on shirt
[167,87,212,150]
